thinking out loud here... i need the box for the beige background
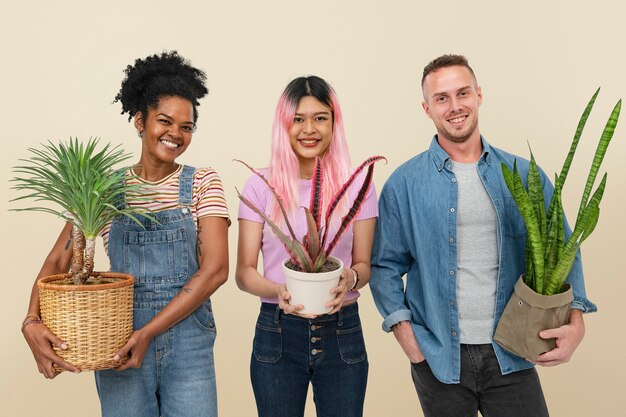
[1,1,625,416]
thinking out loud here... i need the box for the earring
[137,130,143,138]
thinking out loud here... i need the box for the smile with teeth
[299,139,321,145]
[448,115,467,124]
[160,139,180,148]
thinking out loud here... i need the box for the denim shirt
[370,136,597,384]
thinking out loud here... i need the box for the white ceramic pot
[282,256,343,315]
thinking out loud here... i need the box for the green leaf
[547,88,600,221]
[577,100,620,220]
[502,161,545,293]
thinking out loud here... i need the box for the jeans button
[311,349,318,355]
[311,337,317,343]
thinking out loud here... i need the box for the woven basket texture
[38,272,134,372]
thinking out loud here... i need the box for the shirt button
[449,237,454,243]
[452,331,457,337]
[449,270,455,275]
[311,349,318,355]
[449,301,455,306]
[451,178,457,183]
[450,208,455,213]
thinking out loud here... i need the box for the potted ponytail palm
[494,89,621,360]
[12,137,152,371]
[237,156,385,314]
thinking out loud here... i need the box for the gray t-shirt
[452,161,499,344]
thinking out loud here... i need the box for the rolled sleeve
[571,296,598,313]
[382,309,413,332]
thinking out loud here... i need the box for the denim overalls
[95,165,218,417]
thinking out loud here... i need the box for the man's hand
[392,321,425,363]
[533,309,585,367]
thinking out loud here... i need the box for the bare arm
[114,216,229,370]
[392,321,425,363]
[22,221,80,378]
[235,219,283,298]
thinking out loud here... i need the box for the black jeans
[411,344,549,417]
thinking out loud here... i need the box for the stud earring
[137,130,143,138]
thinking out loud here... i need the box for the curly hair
[114,51,208,123]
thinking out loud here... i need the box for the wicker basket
[38,272,134,372]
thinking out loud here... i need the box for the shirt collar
[428,135,492,171]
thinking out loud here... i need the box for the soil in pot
[285,257,341,273]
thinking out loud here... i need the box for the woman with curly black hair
[21,51,229,417]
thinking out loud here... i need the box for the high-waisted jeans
[251,302,368,417]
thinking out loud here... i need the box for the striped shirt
[100,165,230,252]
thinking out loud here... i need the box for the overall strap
[178,165,196,206]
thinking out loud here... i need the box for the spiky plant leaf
[325,163,376,256]
[528,150,547,248]
[234,159,298,241]
[321,155,386,250]
[502,161,545,292]
[11,137,155,283]
[303,207,321,262]
[547,88,600,222]
[577,100,621,220]
[309,157,323,230]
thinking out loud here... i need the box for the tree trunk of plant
[80,237,96,283]
[70,225,86,284]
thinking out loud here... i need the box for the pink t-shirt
[238,170,378,304]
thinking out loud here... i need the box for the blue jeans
[411,344,549,417]
[251,302,368,417]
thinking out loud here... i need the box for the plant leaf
[547,88,600,221]
[302,207,321,262]
[234,159,298,241]
[577,99,621,220]
[309,157,323,231]
[502,161,545,293]
[325,163,375,256]
[321,155,386,250]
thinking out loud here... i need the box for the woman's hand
[326,268,353,315]
[277,285,317,318]
[22,322,80,378]
[113,328,153,371]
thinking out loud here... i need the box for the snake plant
[237,156,385,273]
[502,89,621,295]
[11,137,153,284]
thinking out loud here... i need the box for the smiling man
[370,54,596,417]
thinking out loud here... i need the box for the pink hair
[267,84,352,224]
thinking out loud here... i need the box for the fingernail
[60,342,68,350]
[113,355,120,361]
[73,370,80,374]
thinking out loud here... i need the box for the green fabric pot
[494,276,572,361]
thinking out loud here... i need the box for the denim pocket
[336,324,367,364]
[123,227,189,283]
[253,315,282,363]
[193,299,216,333]
[502,196,526,239]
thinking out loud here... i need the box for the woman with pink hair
[236,76,377,417]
